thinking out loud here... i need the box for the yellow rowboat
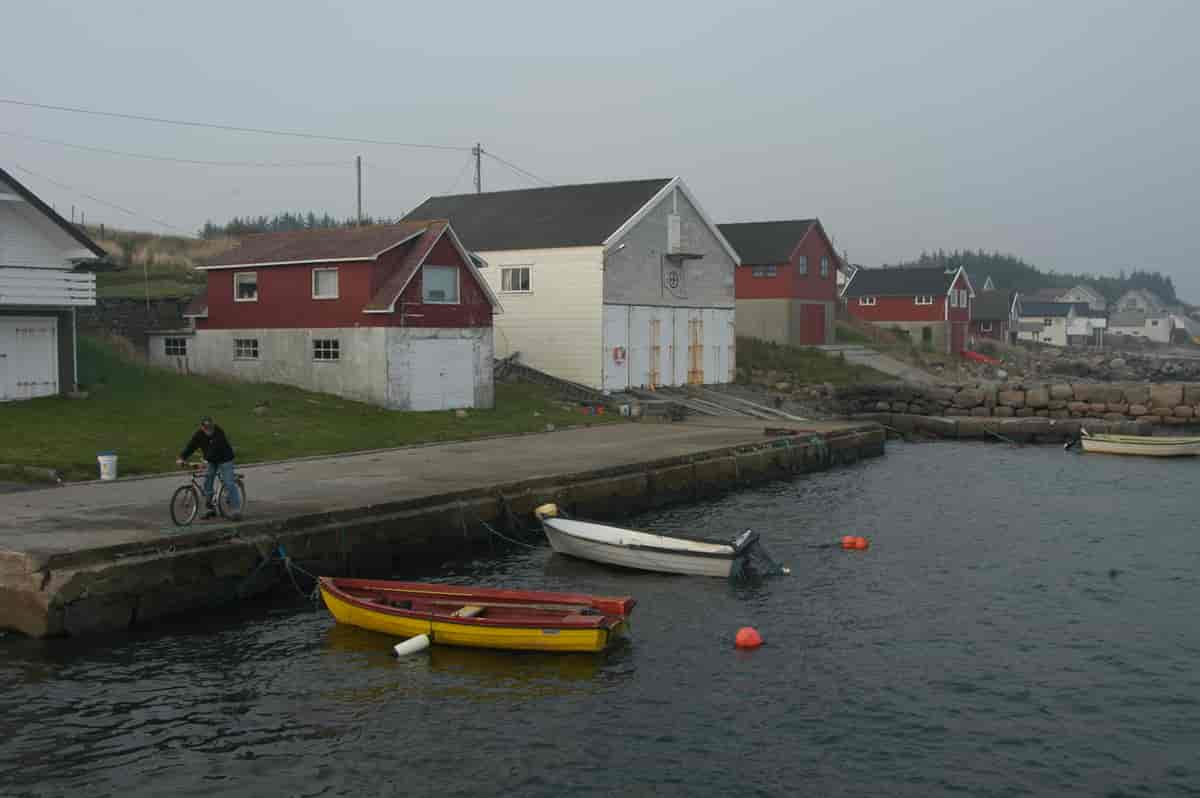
[1078,428,1200,457]
[318,577,635,653]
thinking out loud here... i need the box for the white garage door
[405,338,476,411]
[0,316,59,401]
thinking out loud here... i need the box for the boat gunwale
[543,518,746,559]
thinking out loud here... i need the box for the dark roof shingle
[1019,301,1074,317]
[717,220,815,265]
[842,265,958,298]
[202,221,433,267]
[401,178,672,251]
[973,290,1014,321]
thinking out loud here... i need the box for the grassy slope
[5,338,620,481]
[87,226,236,299]
[736,337,892,385]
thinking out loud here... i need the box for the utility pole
[355,155,363,224]
[472,143,482,193]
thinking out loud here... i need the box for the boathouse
[0,167,103,401]
[403,178,740,391]
[147,220,502,410]
[717,218,841,346]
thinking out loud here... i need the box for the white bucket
[97,452,118,481]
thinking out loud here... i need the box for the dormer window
[423,266,459,304]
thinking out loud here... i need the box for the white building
[0,167,102,401]
[1016,301,1076,347]
[405,178,740,392]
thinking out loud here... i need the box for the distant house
[1015,301,1105,347]
[1057,284,1107,314]
[0,167,103,401]
[840,265,974,353]
[147,221,501,410]
[970,290,1020,343]
[404,178,739,391]
[717,218,839,346]
[1109,289,1172,343]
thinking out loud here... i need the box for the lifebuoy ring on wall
[612,346,627,365]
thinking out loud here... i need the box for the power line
[10,163,192,235]
[0,97,473,152]
[0,130,348,168]
[482,150,553,186]
[442,152,478,195]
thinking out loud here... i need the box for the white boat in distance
[534,504,778,578]
[1079,428,1200,457]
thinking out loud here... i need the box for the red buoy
[840,535,856,549]
[853,536,870,550]
[841,535,870,550]
[735,626,763,649]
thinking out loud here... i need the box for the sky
[4,0,1199,298]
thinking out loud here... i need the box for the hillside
[882,250,1180,304]
[84,225,236,299]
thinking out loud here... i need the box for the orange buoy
[840,535,857,549]
[735,627,763,649]
[853,536,870,550]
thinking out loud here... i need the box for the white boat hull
[542,518,739,578]
[1080,436,1200,457]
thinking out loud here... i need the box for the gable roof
[973,290,1015,321]
[402,178,673,252]
[363,220,501,313]
[0,166,107,259]
[200,221,431,269]
[841,265,964,298]
[1020,301,1075,318]
[716,220,815,265]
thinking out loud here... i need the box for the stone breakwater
[832,382,1200,425]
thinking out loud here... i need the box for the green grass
[4,337,621,481]
[736,336,892,386]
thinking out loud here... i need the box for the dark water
[3,443,1200,797]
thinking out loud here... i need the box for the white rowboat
[535,504,766,578]
[1079,428,1200,457]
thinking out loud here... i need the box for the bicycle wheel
[170,484,201,526]
[216,477,246,519]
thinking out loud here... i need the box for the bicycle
[170,462,249,526]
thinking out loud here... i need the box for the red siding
[733,224,839,302]
[847,295,946,323]
[200,233,492,330]
[948,272,970,322]
[971,320,1005,340]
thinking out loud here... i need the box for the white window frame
[501,266,532,293]
[234,338,259,360]
[234,271,258,303]
[751,265,778,278]
[313,338,340,362]
[915,295,934,306]
[858,296,877,306]
[798,256,808,276]
[312,267,339,300]
[820,256,829,278]
[422,265,460,305]
[980,321,993,333]
[164,337,187,356]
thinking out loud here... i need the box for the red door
[799,304,826,345]
[951,322,966,354]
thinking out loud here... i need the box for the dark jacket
[181,425,235,464]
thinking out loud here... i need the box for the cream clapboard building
[0,167,103,401]
[405,178,740,392]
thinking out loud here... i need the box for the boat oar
[393,634,431,657]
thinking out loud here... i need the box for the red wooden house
[970,290,1021,343]
[718,219,840,346]
[841,265,974,353]
[148,220,501,410]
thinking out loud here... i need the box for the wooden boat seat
[452,605,485,618]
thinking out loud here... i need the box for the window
[234,338,259,360]
[312,268,338,299]
[313,339,340,361]
[949,291,957,308]
[234,272,258,302]
[798,256,808,276]
[1151,319,1159,326]
[980,322,993,333]
[820,256,829,278]
[915,295,934,306]
[501,266,531,292]
[960,290,969,306]
[164,337,187,356]
[859,296,877,306]
[1043,318,1054,327]
[422,266,459,304]
[751,265,777,278]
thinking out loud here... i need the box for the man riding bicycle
[176,415,241,520]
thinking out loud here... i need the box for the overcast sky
[5,1,1198,298]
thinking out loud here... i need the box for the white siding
[0,316,59,401]
[604,304,735,389]
[476,246,604,387]
[385,327,493,410]
[1017,316,1069,346]
[0,267,96,306]
[0,200,96,269]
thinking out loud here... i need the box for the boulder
[1109,357,1127,369]
[997,390,1025,408]
[1016,408,1037,417]
[1048,400,1068,410]
[946,407,970,417]
[1174,406,1194,418]
[1102,386,1127,404]
[1151,407,1174,418]
[953,388,986,408]
[1128,404,1149,416]
[1048,409,1071,419]
[1106,403,1129,415]
[891,402,910,413]
[1185,385,1200,405]
[875,401,891,412]
[1164,416,1192,426]
[1103,413,1128,422]
[1123,385,1151,405]
[1087,403,1108,415]
[970,406,991,417]
[1068,401,1089,414]
[926,386,959,404]
[993,406,1014,418]
[1141,415,1162,425]
[1150,384,1184,408]
[1050,383,1074,401]
[1073,384,1103,402]
[1025,387,1050,408]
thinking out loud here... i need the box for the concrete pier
[0,419,884,638]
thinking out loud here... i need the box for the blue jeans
[203,460,240,511]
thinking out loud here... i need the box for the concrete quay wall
[1,425,884,639]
